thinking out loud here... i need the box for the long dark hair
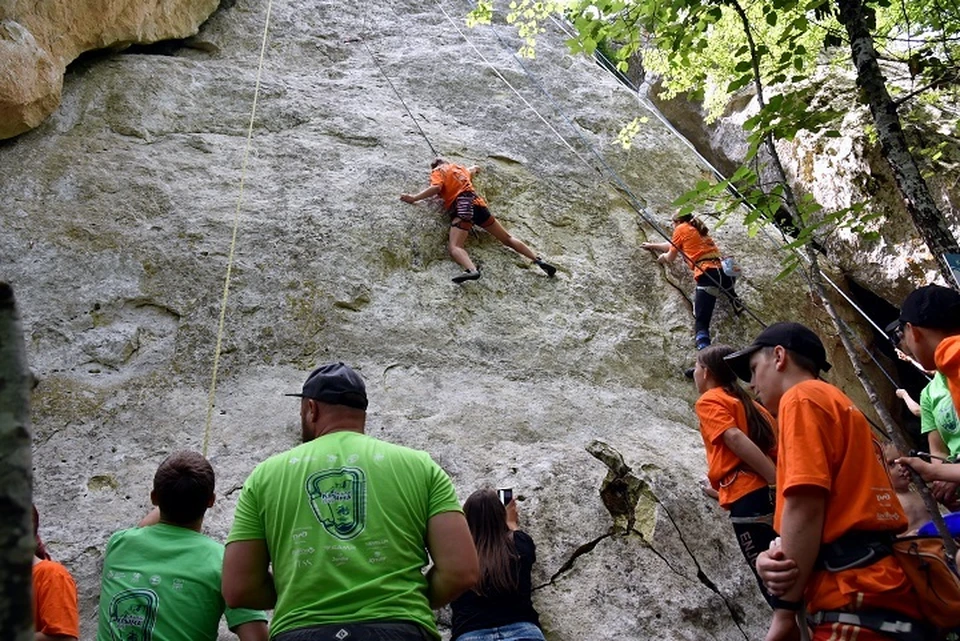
[674,213,709,236]
[698,345,776,453]
[463,489,518,596]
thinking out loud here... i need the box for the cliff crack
[651,492,750,641]
[532,532,614,591]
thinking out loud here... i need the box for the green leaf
[766,11,778,26]
[734,60,752,73]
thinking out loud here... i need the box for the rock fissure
[649,488,750,638]
[532,532,615,591]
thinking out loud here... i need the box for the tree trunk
[836,0,960,283]
[0,282,34,641]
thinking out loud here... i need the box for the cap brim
[723,344,762,383]
[284,393,305,397]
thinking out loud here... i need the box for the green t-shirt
[227,431,462,639]
[96,523,267,641]
[920,372,960,457]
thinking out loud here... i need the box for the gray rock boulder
[0,0,220,139]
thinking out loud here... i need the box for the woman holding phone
[450,489,544,641]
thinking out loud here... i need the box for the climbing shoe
[452,269,481,284]
[535,258,557,277]
[695,331,711,351]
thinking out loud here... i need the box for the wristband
[770,596,803,611]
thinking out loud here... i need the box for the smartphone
[497,488,513,505]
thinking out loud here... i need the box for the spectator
[727,322,925,641]
[692,345,778,606]
[400,159,556,283]
[641,212,743,351]
[223,362,479,641]
[450,489,544,641]
[33,504,79,641]
[881,442,928,535]
[95,451,268,641]
[895,285,960,509]
[896,284,960,415]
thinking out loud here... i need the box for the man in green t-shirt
[223,362,479,641]
[96,451,268,641]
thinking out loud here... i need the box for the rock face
[0,0,220,139]
[0,1,888,640]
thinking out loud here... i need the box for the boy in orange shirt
[726,322,926,641]
[894,284,960,415]
[400,159,556,283]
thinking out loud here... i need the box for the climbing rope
[202,0,275,457]
[439,0,767,327]
[435,1,594,168]
[356,26,440,158]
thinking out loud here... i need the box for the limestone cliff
[0,0,220,139]
[0,1,880,639]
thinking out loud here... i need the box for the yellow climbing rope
[202,0,275,457]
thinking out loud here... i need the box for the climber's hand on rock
[400,194,416,204]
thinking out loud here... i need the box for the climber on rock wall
[641,212,743,352]
[400,159,557,283]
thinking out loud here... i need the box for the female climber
[449,489,545,641]
[641,212,742,350]
[692,345,778,607]
[400,158,556,284]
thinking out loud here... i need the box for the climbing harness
[202,0,275,457]
[354,27,440,158]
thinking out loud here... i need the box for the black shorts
[273,621,433,641]
[448,191,493,230]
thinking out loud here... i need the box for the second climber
[641,212,743,351]
[400,158,557,284]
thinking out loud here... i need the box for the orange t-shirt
[670,223,721,279]
[429,164,488,211]
[33,559,80,638]
[935,334,960,416]
[774,379,922,618]
[695,386,777,508]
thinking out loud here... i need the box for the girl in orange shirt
[693,345,778,606]
[641,213,742,350]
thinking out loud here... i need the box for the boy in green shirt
[96,451,268,641]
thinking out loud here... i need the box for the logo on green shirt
[305,467,366,540]
[108,588,159,640]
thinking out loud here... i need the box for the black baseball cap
[285,362,368,410]
[899,285,960,329]
[724,322,832,382]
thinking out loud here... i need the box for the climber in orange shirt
[894,284,960,415]
[400,158,556,284]
[642,212,743,351]
[726,322,926,641]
